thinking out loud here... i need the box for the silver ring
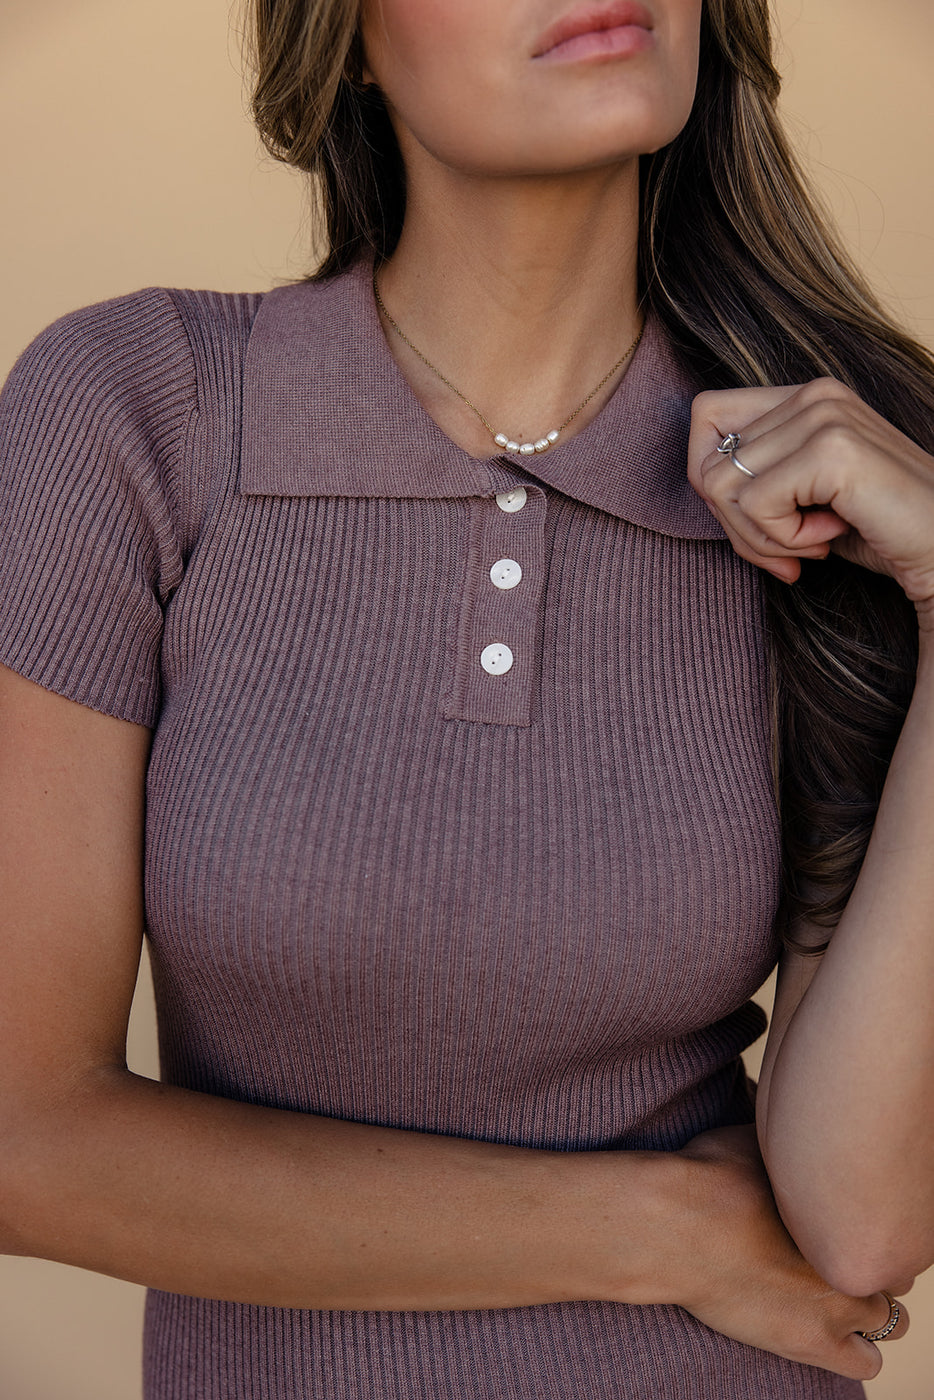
[717,432,757,479]
[859,1292,901,1342]
[729,450,756,479]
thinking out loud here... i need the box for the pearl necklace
[373,272,644,457]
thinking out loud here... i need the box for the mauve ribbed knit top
[0,262,863,1399]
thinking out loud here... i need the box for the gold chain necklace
[373,271,644,457]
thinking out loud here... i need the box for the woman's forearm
[758,633,934,1295]
[0,1066,687,1311]
[0,1068,895,1379]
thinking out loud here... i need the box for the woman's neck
[374,160,643,459]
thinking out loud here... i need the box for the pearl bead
[495,429,561,455]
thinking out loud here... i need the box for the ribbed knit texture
[0,268,864,1399]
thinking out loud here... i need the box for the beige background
[1,1,932,1395]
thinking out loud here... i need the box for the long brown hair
[248,0,933,942]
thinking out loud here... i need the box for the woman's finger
[843,1292,911,1378]
[857,1291,910,1344]
[703,447,850,548]
[806,1288,912,1377]
[688,378,876,493]
[694,443,848,580]
[688,384,803,477]
[694,378,868,458]
[691,381,934,592]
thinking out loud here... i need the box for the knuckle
[800,1331,858,1377]
[798,376,854,406]
[811,416,860,456]
[691,389,721,421]
[800,397,850,430]
[702,462,736,499]
[830,1331,882,1382]
[753,529,786,557]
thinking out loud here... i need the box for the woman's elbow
[771,1184,934,1298]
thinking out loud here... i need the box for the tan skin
[692,382,934,1286]
[1,0,931,1382]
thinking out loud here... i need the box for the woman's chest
[145,488,781,1066]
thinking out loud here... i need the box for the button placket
[442,480,546,726]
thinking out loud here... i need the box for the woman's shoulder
[0,285,273,525]
[0,285,270,726]
[0,282,274,593]
[4,286,267,416]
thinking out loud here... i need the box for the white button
[489,558,522,591]
[480,643,514,676]
[495,487,527,513]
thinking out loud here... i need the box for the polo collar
[240,260,724,541]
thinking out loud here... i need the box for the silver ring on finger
[716,432,757,480]
[729,450,756,480]
[859,1291,901,1342]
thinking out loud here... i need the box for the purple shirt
[0,262,862,1398]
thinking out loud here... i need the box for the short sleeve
[0,289,197,725]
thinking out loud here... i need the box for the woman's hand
[668,1126,910,1381]
[688,379,934,627]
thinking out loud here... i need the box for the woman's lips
[533,2,655,62]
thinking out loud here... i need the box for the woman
[0,0,932,1396]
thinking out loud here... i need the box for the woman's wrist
[544,1146,700,1306]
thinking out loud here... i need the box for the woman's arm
[690,378,934,1297]
[0,662,651,1313]
[755,634,934,1295]
[0,662,892,1379]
